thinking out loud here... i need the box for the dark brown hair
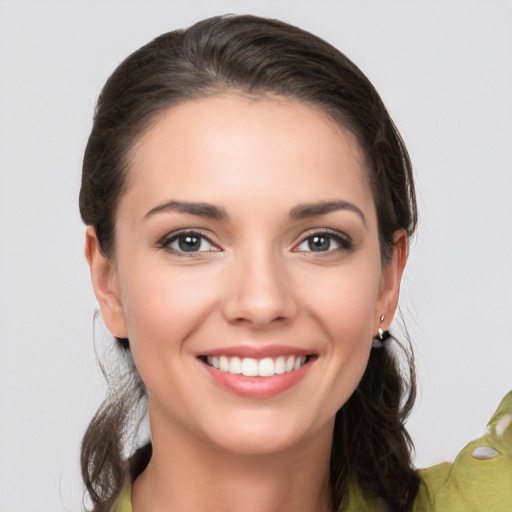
[80,14,418,512]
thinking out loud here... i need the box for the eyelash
[157,230,219,257]
[294,229,354,254]
[157,229,353,256]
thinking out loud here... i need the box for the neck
[132,407,334,512]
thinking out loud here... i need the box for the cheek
[118,265,220,377]
[296,260,381,413]
[324,270,380,374]
[298,259,382,340]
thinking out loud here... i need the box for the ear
[375,229,408,332]
[85,226,128,339]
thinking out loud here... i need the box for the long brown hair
[80,14,418,512]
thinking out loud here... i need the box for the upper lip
[197,344,314,359]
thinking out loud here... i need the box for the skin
[86,94,407,512]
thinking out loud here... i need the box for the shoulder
[413,391,512,512]
[345,391,512,512]
[109,483,132,512]
[110,392,512,512]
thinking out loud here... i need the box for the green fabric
[112,391,512,512]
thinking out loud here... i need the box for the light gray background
[1,1,511,511]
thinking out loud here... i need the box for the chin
[199,407,332,457]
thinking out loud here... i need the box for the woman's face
[87,94,406,455]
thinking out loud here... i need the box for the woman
[79,14,511,512]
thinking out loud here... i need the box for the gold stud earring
[372,315,390,348]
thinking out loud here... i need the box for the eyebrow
[289,200,367,226]
[144,200,229,220]
[144,199,366,226]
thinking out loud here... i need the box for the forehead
[122,93,374,222]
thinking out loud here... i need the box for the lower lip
[199,358,313,399]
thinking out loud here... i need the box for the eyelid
[293,228,354,252]
[157,229,221,255]
[156,227,353,255]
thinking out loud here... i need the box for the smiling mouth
[199,355,312,378]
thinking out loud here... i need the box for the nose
[221,249,299,328]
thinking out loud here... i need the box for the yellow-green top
[112,391,512,512]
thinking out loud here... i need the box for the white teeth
[258,357,274,377]
[205,355,308,377]
[207,356,220,368]
[219,356,229,372]
[293,356,306,371]
[274,356,286,375]
[241,358,258,376]
[228,356,242,374]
